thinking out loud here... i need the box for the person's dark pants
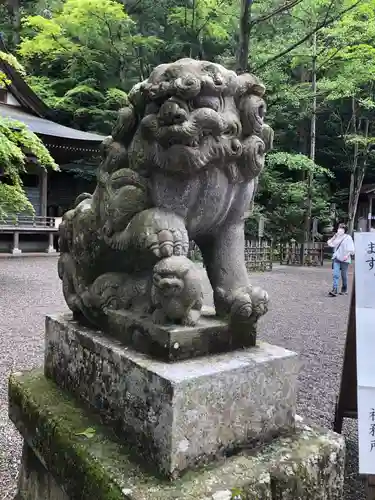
[332,258,349,291]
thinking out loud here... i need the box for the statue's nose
[158,101,187,126]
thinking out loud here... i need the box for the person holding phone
[327,223,355,296]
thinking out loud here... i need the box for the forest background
[1,0,375,241]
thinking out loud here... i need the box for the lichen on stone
[9,370,344,500]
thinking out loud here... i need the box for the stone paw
[135,209,189,258]
[221,288,262,346]
[250,285,269,318]
[101,208,189,255]
[147,227,189,258]
[230,286,268,323]
[215,285,268,324]
[182,309,201,327]
[230,290,253,320]
[152,308,167,325]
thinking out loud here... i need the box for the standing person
[327,223,355,296]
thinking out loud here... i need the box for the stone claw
[230,286,268,323]
[140,210,189,258]
[152,308,167,325]
[230,291,253,319]
[251,286,269,317]
[215,285,269,341]
[106,208,189,257]
[182,309,201,327]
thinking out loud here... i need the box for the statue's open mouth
[144,134,241,175]
[141,107,227,150]
[140,106,243,174]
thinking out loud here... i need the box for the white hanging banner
[355,232,375,474]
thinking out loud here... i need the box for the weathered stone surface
[10,371,345,500]
[45,313,299,477]
[58,58,274,347]
[17,442,69,500]
[104,306,257,361]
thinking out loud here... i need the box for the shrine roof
[0,36,104,146]
[0,103,104,142]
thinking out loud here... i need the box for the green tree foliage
[19,0,161,133]
[1,0,373,237]
[0,115,58,220]
[0,52,58,220]
[244,0,375,235]
[316,1,375,231]
[248,152,332,241]
[166,0,237,60]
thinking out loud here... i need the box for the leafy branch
[255,0,363,70]
[250,0,305,26]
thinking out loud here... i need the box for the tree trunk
[347,98,359,234]
[303,32,317,244]
[348,116,369,234]
[137,20,145,81]
[191,0,196,29]
[237,0,252,72]
[7,0,21,48]
[298,66,309,191]
[198,32,205,60]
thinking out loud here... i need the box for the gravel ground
[0,256,363,498]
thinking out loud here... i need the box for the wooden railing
[0,215,62,230]
[0,216,62,254]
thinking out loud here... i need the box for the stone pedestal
[45,314,299,478]
[97,304,258,362]
[105,307,257,362]
[9,314,346,499]
[10,371,345,500]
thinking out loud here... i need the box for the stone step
[9,370,345,500]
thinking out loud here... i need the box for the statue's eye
[192,96,221,111]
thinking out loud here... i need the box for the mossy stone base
[10,370,345,500]
[45,314,300,478]
[17,442,69,500]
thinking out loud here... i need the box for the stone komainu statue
[58,59,274,335]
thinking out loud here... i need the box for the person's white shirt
[327,232,355,261]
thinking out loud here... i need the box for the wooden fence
[189,240,273,272]
[278,241,325,266]
[244,239,273,271]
